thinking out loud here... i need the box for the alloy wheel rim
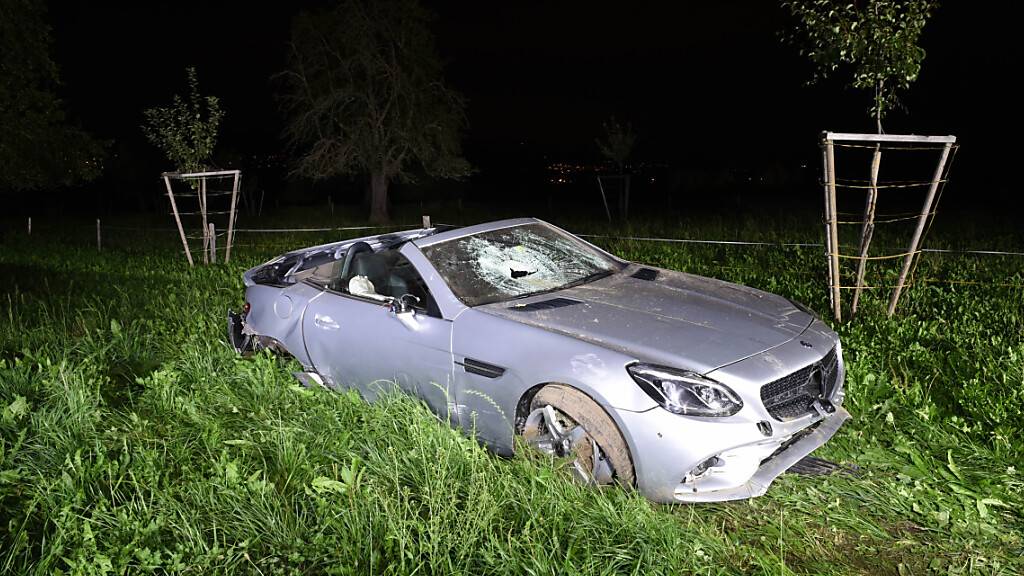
[523,404,614,485]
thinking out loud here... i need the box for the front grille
[760,347,839,421]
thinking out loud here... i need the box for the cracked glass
[422,223,622,306]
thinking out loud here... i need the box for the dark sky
[47,1,1018,200]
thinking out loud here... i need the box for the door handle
[313,314,339,330]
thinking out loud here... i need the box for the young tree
[0,0,105,193]
[783,0,937,134]
[595,117,636,220]
[278,0,470,223]
[142,67,224,175]
[596,117,636,174]
[784,0,938,316]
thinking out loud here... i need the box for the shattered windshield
[421,223,622,306]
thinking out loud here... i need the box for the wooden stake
[164,175,194,266]
[851,146,882,315]
[825,140,842,322]
[209,222,216,264]
[200,177,209,265]
[96,218,101,252]
[618,172,626,219]
[888,142,953,316]
[820,145,834,316]
[596,176,612,223]
[225,171,239,263]
[422,215,431,229]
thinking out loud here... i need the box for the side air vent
[510,297,582,312]
[631,268,659,281]
[458,358,506,379]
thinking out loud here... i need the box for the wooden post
[209,223,216,264]
[225,171,239,263]
[164,175,194,267]
[422,215,431,229]
[27,217,31,235]
[200,177,209,265]
[96,219,101,252]
[887,142,953,316]
[596,176,612,223]
[851,146,882,315]
[820,145,834,318]
[623,174,631,221]
[824,140,842,322]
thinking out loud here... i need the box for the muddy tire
[524,384,635,488]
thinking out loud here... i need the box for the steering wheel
[334,241,374,291]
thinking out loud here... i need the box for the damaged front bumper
[617,405,850,503]
[672,407,850,502]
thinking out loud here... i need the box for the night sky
[45,1,1019,210]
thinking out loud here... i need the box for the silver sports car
[229,218,849,503]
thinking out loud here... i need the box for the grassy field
[1,207,1022,575]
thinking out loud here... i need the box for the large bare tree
[279,0,470,223]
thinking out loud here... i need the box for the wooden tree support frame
[820,132,956,321]
[596,174,631,222]
[163,169,241,266]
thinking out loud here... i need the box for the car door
[301,249,455,421]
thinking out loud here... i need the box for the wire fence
[8,217,1023,291]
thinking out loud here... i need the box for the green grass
[1,207,1022,575]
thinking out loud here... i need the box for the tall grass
[1,212,1022,575]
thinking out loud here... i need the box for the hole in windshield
[422,223,621,306]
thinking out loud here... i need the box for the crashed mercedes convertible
[229,218,849,503]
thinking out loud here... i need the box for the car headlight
[627,363,743,417]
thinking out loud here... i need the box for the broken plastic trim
[227,309,252,354]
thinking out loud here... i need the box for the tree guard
[163,169,241,266]
[819,132,956,321]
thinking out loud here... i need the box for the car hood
[479,266,813,374]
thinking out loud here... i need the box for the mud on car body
[230,218,849,503]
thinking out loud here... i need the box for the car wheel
[522,384,635,488]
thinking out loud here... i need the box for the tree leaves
[0,0,106,192]
[596,117,636,173]
[141,67,224,175]
[782,0,937,131]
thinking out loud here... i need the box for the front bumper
[672,407,849,502]
[614,320,849,503]
[616,402,849,503]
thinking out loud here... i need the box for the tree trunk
[875,80,884,135]
[369,171,390,223]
